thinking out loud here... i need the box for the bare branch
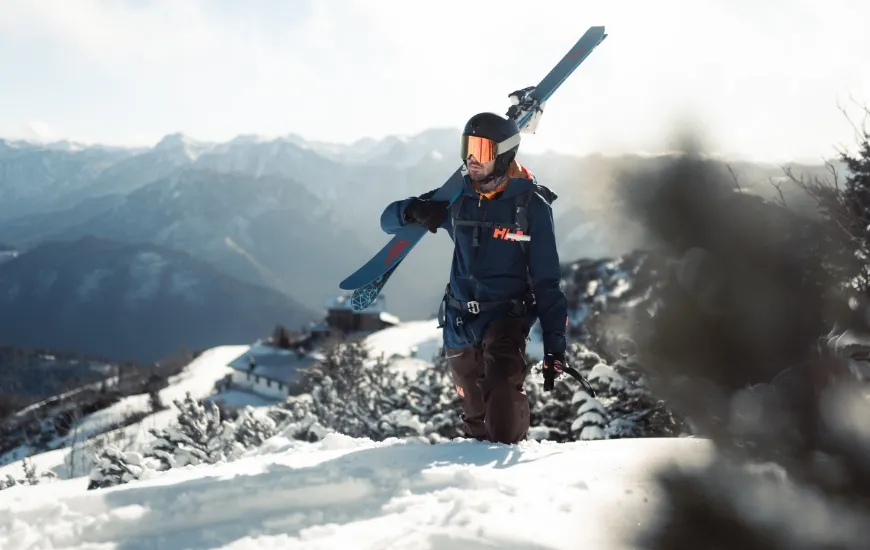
[726,164,743,193]
[824,158,842,191]
[767,177,787,208]
[838,98,870,154]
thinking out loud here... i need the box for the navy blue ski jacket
[380,161,568,355]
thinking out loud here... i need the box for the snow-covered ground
[0,346,249,480]
[0,322,450,479]
[0,318,695,549]
[364,319,442,377]
[365,319,442,362]
[78,346,247,438]
[1,316,564,485]
[364,317,545,369]
[0,433,711,549]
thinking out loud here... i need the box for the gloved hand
[542,352,565,392]
[404,198,449,233]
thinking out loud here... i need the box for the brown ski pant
[444,317,532,445]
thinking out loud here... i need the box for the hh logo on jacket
[492,227,530,242]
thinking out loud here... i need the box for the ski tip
[586,25,607,41]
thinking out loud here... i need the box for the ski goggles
[460,135,498,163]
[460,133,521,163]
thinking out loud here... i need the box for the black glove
[404,198,449,233]
[542,352,566,392]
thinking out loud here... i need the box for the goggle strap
[496,133,521,154]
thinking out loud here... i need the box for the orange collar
[471,159,534,200]
[473,177,509,199]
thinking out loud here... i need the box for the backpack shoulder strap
[450,194,464,227]
[514,180,557,235]
[514,181,558,289]
[535,181,558,204]
[514,187,535,288]
[514,187,533,234]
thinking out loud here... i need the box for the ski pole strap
[561,365,597,397]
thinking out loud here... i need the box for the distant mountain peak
[0,137,93,153]
[153,133,215,161]
[155,133,197,149]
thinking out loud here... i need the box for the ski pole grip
[543,371,555,391]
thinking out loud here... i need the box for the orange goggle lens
[461,135,497,163]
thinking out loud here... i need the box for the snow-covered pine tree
[267,394,330,442]
[569,390,609,440]
[0,457,57,491]
[565,342,687,438]
[231,405,278,448]
[524,352,610,441]
[265,331,684,445]
[274,339,421,441]
[403,353,464,441]
[145,392,242,470]
[296,341,375,437]
[87,446,149,490]
[378,409,427,440]
[522,342,685,442]
[0,474,19,491]
[369,358,424,440]
[23,457,41,485]
[526,370,579,441]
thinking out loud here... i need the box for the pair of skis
[338,26,608,311]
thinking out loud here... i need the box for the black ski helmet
[461,112,521,178]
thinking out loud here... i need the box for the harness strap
[447,295,511,314]
[452,218,500,248]
[437,283,529,325]
[442,180,558,328]
[451,220,499,228]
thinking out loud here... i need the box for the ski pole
[561,365,597,398]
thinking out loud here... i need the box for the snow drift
[0,434,712,550]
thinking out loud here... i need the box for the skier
[379,112,569,444]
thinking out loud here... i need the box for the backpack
[436,181,558,330]
[436,181,558,329]
[448,181,558,264]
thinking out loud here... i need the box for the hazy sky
[1,0,868,163]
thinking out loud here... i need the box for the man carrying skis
[379,112,569,444]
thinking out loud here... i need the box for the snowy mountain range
[0,129,839,360]
[0,237,316,362]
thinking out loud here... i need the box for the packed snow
[0,432,712,549]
